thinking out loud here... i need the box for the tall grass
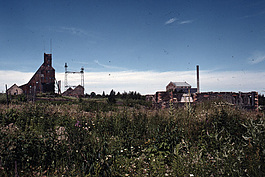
[0,100,264,176]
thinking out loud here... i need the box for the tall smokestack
[196,65,200,93]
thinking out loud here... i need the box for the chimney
[196,65,200,93]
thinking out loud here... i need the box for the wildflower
[75,120,80,127]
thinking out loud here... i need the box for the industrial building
[7,53,85,98]
[20,53,55,94]
[7,84,23,95]
[166,81,197,93]
[194,91,258,110]
[62,85,84,98]
[152,65,258,110]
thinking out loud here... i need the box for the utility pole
[5,84,9,106]
[64,63,68,91]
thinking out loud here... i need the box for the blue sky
[1,0,265,94]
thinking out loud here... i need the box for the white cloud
[165,18,177,25]
[178,20,193,24]
[248,51,265,64]
[1,70,264,95]
[0,70,34,92]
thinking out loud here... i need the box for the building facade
[62,85,84,98]
[194,91,258,109]
[166,81,197,93]
[7,84,23,95]
[20,53,55,94]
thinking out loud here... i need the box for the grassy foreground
[0,99,264,176]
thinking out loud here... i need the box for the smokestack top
[196,65,200,93]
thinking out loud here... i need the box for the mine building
[7,84,23,95]
[152,65,258,110]
[194,91,259,110]
[20,53,55,94]
[166,81,197,93]
[62,85,84,98]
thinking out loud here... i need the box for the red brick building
[166,81,197,93]
[7,84,23,95]
[62,85,84,98]
[20,53,55,94]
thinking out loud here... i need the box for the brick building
[166,81,197,93]
[7,84,23,95]
[62,85,84,98]
[20,53,55,94]
[194,91,258,109]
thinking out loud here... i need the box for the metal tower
[64,62,84,91]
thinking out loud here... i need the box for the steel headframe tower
[64,63,85,91]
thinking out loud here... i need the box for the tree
[108,89,116,104]
[90,92,96,98]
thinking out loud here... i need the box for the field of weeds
[0,99,265,176]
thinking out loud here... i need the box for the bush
[0,93,7,104]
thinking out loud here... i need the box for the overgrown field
[0,99,264,176]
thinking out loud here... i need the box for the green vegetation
[0,98,265,176]
[0,93,7,104]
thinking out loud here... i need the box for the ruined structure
[152,65,258,110]
[7,84,23,95]
[194,91,258,110]
[155,91,193,104]
[20,53,55,94]
[153,90,258,110]
[62,85,84,98]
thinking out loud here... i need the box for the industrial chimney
[196,65,200,93]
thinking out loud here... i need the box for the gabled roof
[8,84,21,91]
[75,85,84,89]
[171,82,191,87]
